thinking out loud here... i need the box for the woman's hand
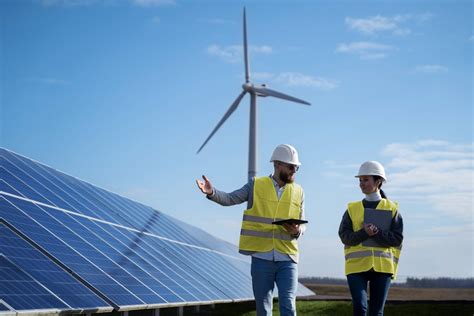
[364,223,379,236]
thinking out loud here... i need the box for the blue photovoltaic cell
[0,193,232,305]
[163,243,253,300]
[2,149,249,257]
[2,150,204,246]
[2,194,174,305]
[0,195,144,308]
[0,147,314,312]
[0,255,69,311]
[96,222,227,302]
[32,204,184,304]
[0,221,111,311]
[0,302,10,311]
[73,217,216,303]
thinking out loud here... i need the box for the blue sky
[2,0,472,279]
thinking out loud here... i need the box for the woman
[339,161,403,316]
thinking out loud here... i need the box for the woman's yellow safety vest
[344,199,402,279]
[239,177,303,255]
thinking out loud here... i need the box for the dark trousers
[347,270,392,316]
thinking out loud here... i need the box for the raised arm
[197,175,251,206]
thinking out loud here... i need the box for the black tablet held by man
[272,219,308,225]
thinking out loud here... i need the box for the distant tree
[403,277,474,288]
[390,277,474,288]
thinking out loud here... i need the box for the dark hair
[373,176,387,199]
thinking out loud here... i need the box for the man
[196,144,306,316]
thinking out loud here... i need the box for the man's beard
[278,171,294,184]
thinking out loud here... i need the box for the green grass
[101,300,474,316]
[222,301,474,316]
[236,301,352,316]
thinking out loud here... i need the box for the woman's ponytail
[374,175,387,199]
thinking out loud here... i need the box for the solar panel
[0,254,69,311]
[0,220,112,312]
[0,148,313,313]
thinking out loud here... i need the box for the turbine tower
[197,8,311,182]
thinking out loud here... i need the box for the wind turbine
[197,8,311,182]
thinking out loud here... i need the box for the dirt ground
[303,284,474,301]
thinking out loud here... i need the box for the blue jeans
[251,257,298,316]
[347,271,392,316]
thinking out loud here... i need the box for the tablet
[272,219,308,225]
[362,208,392,247]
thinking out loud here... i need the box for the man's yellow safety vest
[344,199,402,279]
[239,177,303,255]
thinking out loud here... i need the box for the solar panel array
[0,148,314,313]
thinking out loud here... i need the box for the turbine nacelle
[242,83,253,92]
[242,83,269,97]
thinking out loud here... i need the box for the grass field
[156,284,474,316]
[236,301,474,316]
[158,300,474,316]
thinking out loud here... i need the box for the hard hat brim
[355,175,386,182]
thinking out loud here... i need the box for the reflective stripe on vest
[344,199,402,279]
[345,250,399,264]
[239,177,302,254]
[240,229,293,241]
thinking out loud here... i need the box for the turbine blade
[197,91,247,154]
[251,86,311,105]
[243,7,250,83]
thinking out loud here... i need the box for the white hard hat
[270,144,301,166]
[355,161,386,182]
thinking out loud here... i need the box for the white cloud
[207,45,242,63]
[275,73,338,90]
[207,44,272,63]
[251,72,338,90]
[251,45,272,54]
[393,27,411,36]
[336,41,394,59]
[345,13,433,36]
[319,140,473,279]
[414,64,449,73]
[323,140,473,221]
[382,140,473,220]
[346,15,399,35]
